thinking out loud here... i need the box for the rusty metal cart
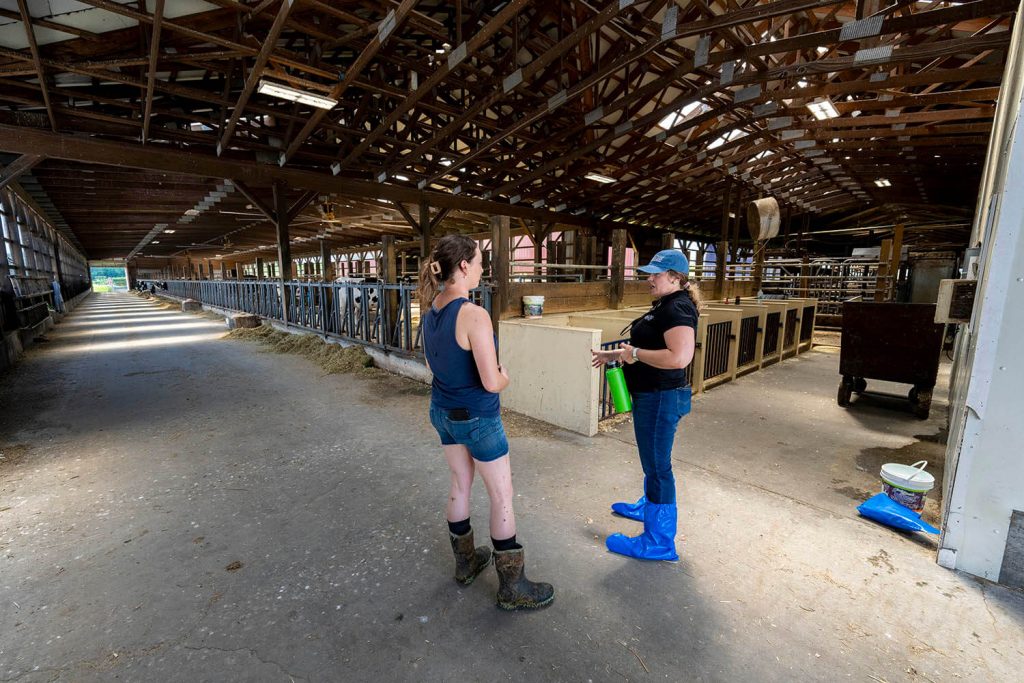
[837,302,945,419]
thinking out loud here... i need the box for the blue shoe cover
[606,502,679,561]
[857,493,940,534]
[611,494,646,521]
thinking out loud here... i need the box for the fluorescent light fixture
[151,240,160,244]
[807,98,839,120]
[257,79,337,110]
[395,174,409,181]
[164,229,175,233]
[584,172,616,184]
[874,178,892,187]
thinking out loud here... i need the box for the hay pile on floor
[225,325,376,375]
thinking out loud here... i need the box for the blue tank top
[422,298,500,418]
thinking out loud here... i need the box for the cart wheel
[853,377,867,394]
[837,380,852,407]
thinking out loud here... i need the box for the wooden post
[490,215,510,329]
[320,239,332,282]
[382,235,398,345]
[419,199,431,257]
[533,220,545,279]
[610,227,627,309]
[889,223,904,300]
[730,184,743,266]
[588,234,598,282]
[661,232,676,250]
[256,257,264,279]
[220,261,227,280]
[800,254,810,298]
[875,239,892,301]
[753,242,765,293]
[716,181,731,296]
[234,262,244,279]
[273,180,291,321]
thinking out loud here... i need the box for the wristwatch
[631,347,640,363]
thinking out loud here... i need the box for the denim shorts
[429,404,509,462]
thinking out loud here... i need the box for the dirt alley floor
[1,292,1022,682]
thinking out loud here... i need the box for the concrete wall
[939,6,1024,585]
[499,320,601,436]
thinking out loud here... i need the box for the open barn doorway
[89,262,128,293]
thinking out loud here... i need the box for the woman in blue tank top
[419,234,553,611]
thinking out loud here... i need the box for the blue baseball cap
[637,249,689,275]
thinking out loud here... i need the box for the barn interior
[2,1,1024,680]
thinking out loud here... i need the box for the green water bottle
[606,361,632,413]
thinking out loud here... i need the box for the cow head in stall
[333,277,380,334]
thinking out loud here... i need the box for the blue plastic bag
[857,493,940,535]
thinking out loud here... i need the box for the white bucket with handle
[880,460,935,512]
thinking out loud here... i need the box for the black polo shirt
[622,290,698,393]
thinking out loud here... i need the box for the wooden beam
[217,0,294,156]
[16,0,56,132]
[0,8,103,42]
[280,0,418,165]
[232,180,275,221]
[336,0,529,171]
[0,154,43,191]
[0,125,593,228]
[429,207,451,231]
[141,0,164,145]
[287,190,318,224]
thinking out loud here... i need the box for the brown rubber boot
[449,530,492,586]
[493,547,554,611]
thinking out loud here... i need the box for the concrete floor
[1,292,1022,682]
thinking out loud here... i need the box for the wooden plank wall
[500,280,757,319]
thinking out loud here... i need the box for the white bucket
[880,460,935,511]
[522,295,545,318]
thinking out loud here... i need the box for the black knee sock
[447,518,471,536]
[491,535,522,551]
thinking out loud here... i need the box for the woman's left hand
[591,342,634,368]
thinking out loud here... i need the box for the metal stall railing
[762,310,782,365]
[144,279,491,358]
[737,316,759,370]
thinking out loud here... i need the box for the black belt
[448,408,471,421]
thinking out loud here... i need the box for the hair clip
[429,261,442,275]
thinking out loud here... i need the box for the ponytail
[683,278,703,309]
[417,258,441,306]
[416,233,478,307]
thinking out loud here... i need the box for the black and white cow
[334,276,380,334]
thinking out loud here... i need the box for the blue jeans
[429,404,509,462]
[631,387,690,504]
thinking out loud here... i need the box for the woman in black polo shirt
[591,249,700,561]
